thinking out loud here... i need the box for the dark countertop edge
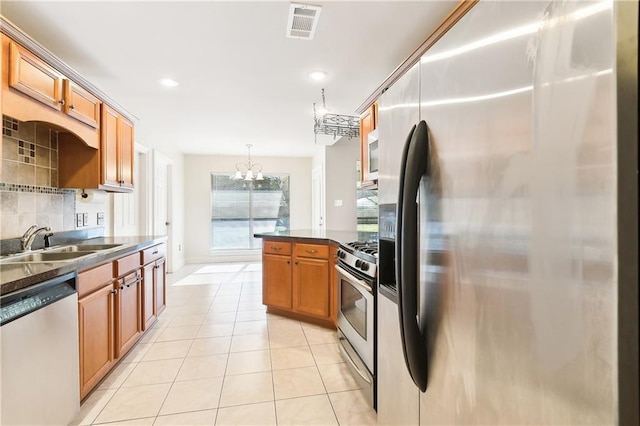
[254,229,377,247]
[0,235,167,296]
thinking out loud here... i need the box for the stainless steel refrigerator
[376,1,638,425]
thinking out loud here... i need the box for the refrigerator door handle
[397,120,430,392]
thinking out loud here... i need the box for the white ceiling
[1,1,456,158]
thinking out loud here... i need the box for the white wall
[325,137,359,230]
[183,154,312,263]
[167,151,186,271]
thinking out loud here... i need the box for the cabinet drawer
[264,240,291,255]
[294,243,329,259]
[114,252,141,277]
[78,263,113,298]
[142,243,166,265]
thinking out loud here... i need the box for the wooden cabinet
[58,104,134,192]
[77,263,115,399]
[262,239,334,326]
[115,270,142,358]
[359,102,378,187]
[1,34,100,149]
[329,245,338,326]
[76,245,165,400]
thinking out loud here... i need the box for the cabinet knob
[295,261,299,265]
[111,289,118,295]
[271,246,281,250]
[119,285,124,290]
[58,99,65,106]
[68,104,75,110]
[305,249,317,254]
[286,260,290,264]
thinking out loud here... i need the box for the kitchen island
[254,229,376,327]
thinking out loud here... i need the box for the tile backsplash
[1,116,76,239]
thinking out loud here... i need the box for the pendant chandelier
[233,144,264,180]
[313,88,360,142]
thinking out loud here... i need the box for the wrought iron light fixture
[233,144,264,180]
[313,88,359,142]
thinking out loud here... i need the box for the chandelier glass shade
[233,144,264,180]
[313,88,359,141]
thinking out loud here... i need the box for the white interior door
[153,151,173,270]
[312,166,325,233]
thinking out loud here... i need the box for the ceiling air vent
[286,3,322,40]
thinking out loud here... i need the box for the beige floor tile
[155,325,201,342]
[329,390,377,426]
[237,301,265,312]
[203,312,237,324]
[215,401,276,426]
[209,302,238,313]
[176,353,228,381]
[271,346,316,371]
[187,336,232,357]
[174,273,226,285]
[198,322,235,338]
[171,303,211,314]
[219,372,274,407]
[267,317,303,332]
[226,350,271,375]
[301,324,337,345]
[71,389,117,425]
[269,328,308,349]
[214,295,240,304]
[121,342,153,364]
[309,343,342,366]
[142,340,192,361]
[167,313,206,327]
[232,320,267,335]
[139,326,164,344]
[230,333,270,352]
[97,361,138,390]
[94,417,156,425]
[238,293,262,303]
[93,383,171,424]
[121,358,183,387]
[317,363,360,393]
[235,309,267,322]
[273,367,326,400]
[275,395,338,426]
[154,409,217,425]
[159,377,224,415]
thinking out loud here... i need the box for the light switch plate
[97,212,105,225]
[83,213,89,226]
[76,213,83,227]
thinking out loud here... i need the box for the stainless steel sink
[50,244,122,252]
[0,251,96,263]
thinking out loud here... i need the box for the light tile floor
[72,262,377,425]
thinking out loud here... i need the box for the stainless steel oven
[336,241,377,408]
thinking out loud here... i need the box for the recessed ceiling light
[159,78,179,87]
[308,71,328,81]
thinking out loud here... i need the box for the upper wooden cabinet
[359,102,378,187]
[58,104,134,192]
[1,34,100,149]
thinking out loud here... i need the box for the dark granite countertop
[254,229,377,246]
[0,235,167,296]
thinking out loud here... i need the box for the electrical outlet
[97,212,105,225]
[178,244,182,252]
[83,213,89,226]
[76,213,83,228]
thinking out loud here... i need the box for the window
[210,173,290,250]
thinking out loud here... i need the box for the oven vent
[286,3,322,40]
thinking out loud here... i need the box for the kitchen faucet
[21,225,52,252]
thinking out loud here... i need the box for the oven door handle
[335,265,372,293]
[338,336,372,384]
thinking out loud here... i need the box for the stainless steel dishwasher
[0,272,80,425]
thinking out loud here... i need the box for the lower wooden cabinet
[262,239,335,326]
[78,281,115,399]
[77,245,166,400]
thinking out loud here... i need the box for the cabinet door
[263,253,292,309]
[63,79,100,128]
[329,245,338,326]
[8,39,62,111]
[142,263,156,330]
[359,104,375,184]
[118,116,134,188]
[154,258,167,316]
[101,104,120,188]
[294,257,330,319]
[116,271,142,358]
[78,283,115,399]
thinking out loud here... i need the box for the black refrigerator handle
[396,120,429,392]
